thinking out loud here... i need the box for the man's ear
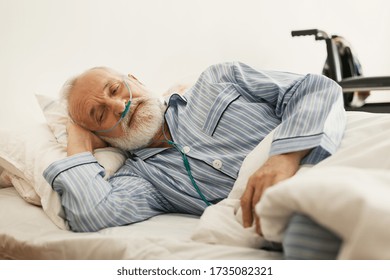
[127,74,144,86]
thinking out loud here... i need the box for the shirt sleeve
[43,152,164,232]
[270,73,346,164]
[229,61,346,164]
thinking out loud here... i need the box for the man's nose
[109,99,127,116]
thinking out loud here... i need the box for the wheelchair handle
[291,29,329,40]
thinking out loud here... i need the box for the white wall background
[1,0,390,124]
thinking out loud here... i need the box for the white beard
[101,97,165,151]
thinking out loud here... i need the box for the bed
[1,94,390,260]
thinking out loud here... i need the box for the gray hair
[60,75,79,107]
[59,66,122,117]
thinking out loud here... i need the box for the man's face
[68,68,165,150]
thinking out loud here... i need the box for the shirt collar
[167,93,187,105]
[131,93,187,160]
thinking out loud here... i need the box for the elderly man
[43,61,345,259]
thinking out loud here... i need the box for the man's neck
[147,121,172,148]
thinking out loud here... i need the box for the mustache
[121,97,163,130]
[122,98,146,127]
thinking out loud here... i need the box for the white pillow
[0,166,41,205]
[35,94,69,146]
[0,167,12,187]
[0,123,69,229]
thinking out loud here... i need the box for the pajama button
[182,146,191,154]
[212,159,223,169]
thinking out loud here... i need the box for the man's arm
[66,121,107,156]
[229,62,346,234]
[43,122,163,232]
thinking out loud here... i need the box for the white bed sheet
[192,111,390,259]
[0,187,281,260]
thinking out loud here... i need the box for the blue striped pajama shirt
[44,62,346,243]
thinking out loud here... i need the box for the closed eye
[110,83,121,96]
[96,106,106,125]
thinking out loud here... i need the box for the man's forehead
[73,68,118,96]
[68,68,112,122]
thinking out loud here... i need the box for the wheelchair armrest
[338,76,390,92]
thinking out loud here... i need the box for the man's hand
[66,121,108,156]
[240,149,310,235]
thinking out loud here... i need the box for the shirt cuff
[43,152,100,186]
[270,133,336,164]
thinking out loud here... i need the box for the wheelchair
[291,29,390,113]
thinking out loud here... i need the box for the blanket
[192,111,390,259]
